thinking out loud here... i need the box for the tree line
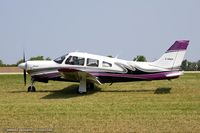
[0,55,200,71]
[131,56,200,71]
[0,56,51,67]
[181,60,200,71]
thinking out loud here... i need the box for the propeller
[23,51,27,86]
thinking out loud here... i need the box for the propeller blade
[23,50,27,86]
[24,69,26,86]
[23,50,25,62]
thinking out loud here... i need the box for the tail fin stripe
[167,40,189,52]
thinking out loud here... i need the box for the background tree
[197,60,200,71]
[29,56,44,61]
[46,57,51,60]
[181,59,188,71]
[16,59,24,66]
[107,55,113,58]
[189,62,198,71]
[181,61,199,71]
[0,59,3,66]
[16,56,51,66]
[133,55,147,62]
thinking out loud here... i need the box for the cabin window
[87,58,99,67]
[102,61,112,67]
[65,56,85,66]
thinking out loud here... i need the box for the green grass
[0,74,200,132]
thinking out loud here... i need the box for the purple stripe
[167,40,189,52]
[58,68,79,72]
[91,71,179,80]
[32,72,61,79]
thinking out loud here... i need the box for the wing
[58,67,102,85]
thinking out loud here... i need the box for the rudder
[152,40,189,70]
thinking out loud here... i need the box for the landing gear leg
[28,78,36,92]
[78,75,87,94]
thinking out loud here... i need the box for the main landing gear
[26,76,94,94]
[77,74,95,94]
[27,78,36,92]
[77,82,94,94]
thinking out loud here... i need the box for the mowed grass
[0,74,200,132]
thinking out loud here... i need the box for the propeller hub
[18,63,26,70]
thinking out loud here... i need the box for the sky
[0,0,199,64]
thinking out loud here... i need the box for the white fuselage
[18,52,182,83]
[18,40,189,93]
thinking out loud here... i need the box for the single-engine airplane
[18,40,189,93]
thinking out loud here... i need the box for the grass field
[0,74,200,132]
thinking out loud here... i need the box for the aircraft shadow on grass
[41,85,101,99]
[41,86,171,99]
[11,85,171,99]
[10,85,98,99]
[99,87,171,94]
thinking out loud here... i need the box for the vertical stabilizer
[152,40,189,70]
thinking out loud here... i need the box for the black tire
[90,83,94,90]
[28,86,32,92]
[31,86,36,92]
[87,82,94,91]
[27,86,36,92]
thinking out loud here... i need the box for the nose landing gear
[27,78,36,92]
[28,86,36,92]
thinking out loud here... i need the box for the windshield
[54,54,68,64]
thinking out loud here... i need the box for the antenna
[115,55,119,59]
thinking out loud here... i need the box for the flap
[58,67,102,85]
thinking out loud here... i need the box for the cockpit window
[65,56,85,66]
[54,54,67,64]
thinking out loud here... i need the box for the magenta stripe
[33,72,60,79]
[167,40,189,51]
[91,71,177,80]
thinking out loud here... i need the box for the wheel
[27,86,36,92]
[31,86,36,92]
[90,83,94,90]
[87,82,94,91]
[28,86,31,92]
